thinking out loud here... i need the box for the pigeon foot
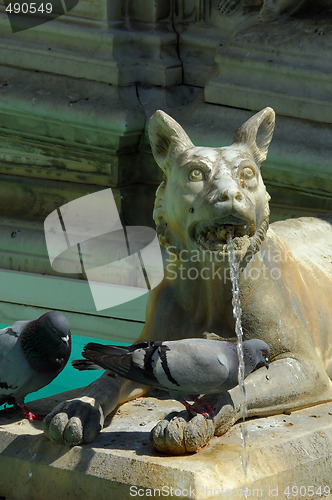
[193,398,216,419]
[0,403,43,421]
[192,406,209,418]
[180,399,209,418]
[20,405,44,422]
[180,399,215,419]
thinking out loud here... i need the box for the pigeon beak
[61,334,70,347]
[264,357,269,369]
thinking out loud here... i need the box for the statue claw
[150,410,216,455]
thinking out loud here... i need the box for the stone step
[0,391,331,500]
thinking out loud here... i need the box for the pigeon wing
[80,339,239,400]
[0,320,31,377]
[150,339,233,397]
[0,325,38,404]
[0,321,61,404]
[0,326,22,401]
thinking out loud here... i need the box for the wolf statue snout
[218,186,243,203]
[214,184,250,221]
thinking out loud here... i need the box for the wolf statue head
[149,107,275,264]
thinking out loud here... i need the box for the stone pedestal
[0,391,332,499]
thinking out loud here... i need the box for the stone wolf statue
[43,107,332,454]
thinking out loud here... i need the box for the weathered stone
[1,392,332,499]
[0,65,145,157]
[205,17,332,124]
[0,2,181,86]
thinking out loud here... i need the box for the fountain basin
[0,390,332,500]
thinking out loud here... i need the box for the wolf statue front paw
[149,413,216,455]
[43,398,104,446]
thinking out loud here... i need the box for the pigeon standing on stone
[0,311,71,421]
[72,338,269,417]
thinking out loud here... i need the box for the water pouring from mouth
[227,231,249,482]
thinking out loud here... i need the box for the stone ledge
[0,391,332,500]
[0,9,181,86]
[204,18,332,124]
[0,66,145,151]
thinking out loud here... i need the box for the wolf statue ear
[149,107,275,170]
[148,110,194,173]
[233,107,275,165]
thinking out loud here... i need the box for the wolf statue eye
[240,166,255,180]
[189,168,204,182]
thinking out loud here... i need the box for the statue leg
[150,356,332,455]
[43,372,150,446]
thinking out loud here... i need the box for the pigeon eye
[263,350,267,356]
[52,328,56,333]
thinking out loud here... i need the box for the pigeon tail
[81,342,161,388]
[71,359,104,371]
[81,343,133,375]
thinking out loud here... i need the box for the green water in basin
[0,323,127,407]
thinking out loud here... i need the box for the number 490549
[284,485,331,497]
[5,3,53,14]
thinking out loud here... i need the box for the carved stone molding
[0,1,181,86]
[0,66,146,187]
[204,17,332,123]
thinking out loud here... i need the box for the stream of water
[227,233,249,481]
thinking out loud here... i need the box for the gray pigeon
[72,338,269,417]
[0,311,71,421]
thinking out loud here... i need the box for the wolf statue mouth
[190,217,256,255]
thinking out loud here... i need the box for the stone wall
[0,0,331,280]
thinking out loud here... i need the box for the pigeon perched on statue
[72,338,269,417]
[0,311,71,421]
